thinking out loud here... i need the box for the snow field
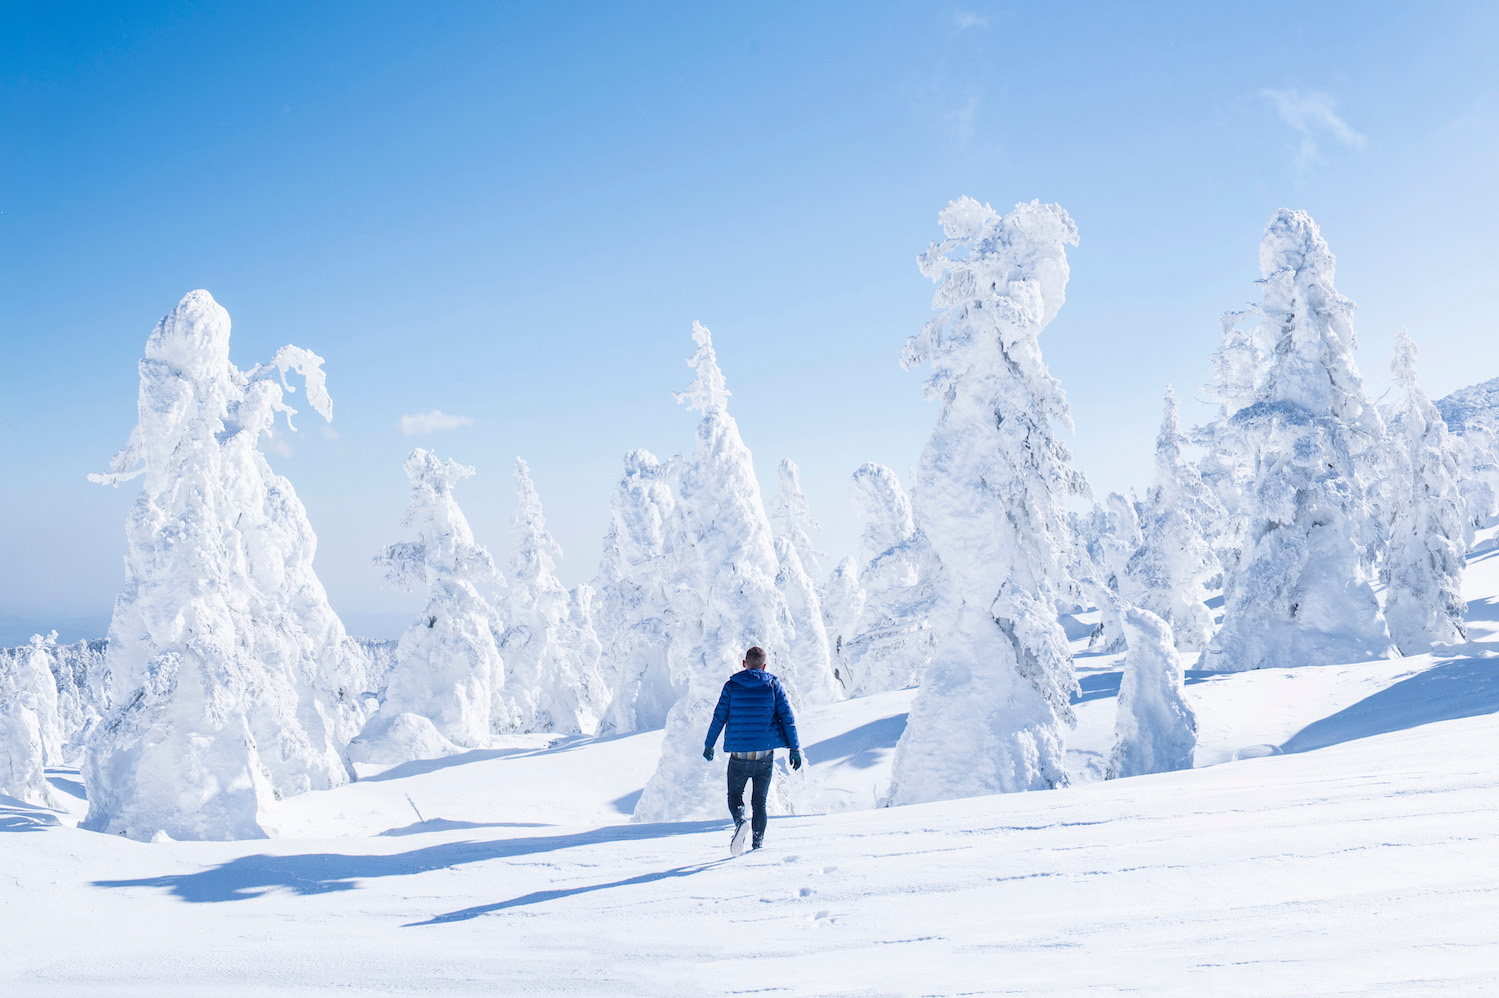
[4,531,1496,994]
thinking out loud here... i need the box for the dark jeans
[726,754,774,843]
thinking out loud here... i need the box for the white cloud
[263,430,294,458]
[953,10,989,29]
[1261,88,1365,176]
[944,95,981,146]
[400,409,475,435]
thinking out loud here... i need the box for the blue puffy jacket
[704,668,800,754]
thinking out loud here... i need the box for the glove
[789,749,802,771]
[703,746,715,762]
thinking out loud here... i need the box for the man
[703,645,802,854]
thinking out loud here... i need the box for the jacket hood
[730,668,778,690]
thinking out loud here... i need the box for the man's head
[742,646,767,670]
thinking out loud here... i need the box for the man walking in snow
[703,646,802,854]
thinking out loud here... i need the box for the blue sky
[3,2,1497,642]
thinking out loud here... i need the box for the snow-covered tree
[12,633,64,766]
[497,458,607,735]
[1106,607,1197,779]
[1121,389,1224,653]
[0,643,59,808]
[1379,330,1468,651]
[819,556,865,695]
[770,458,827,582]
[767,458,841,704]
[774,535,840,706]
[633,323,800,823]
[839,463,939,696]
[1075,492,1141,655]
[0,635,107,763]
[888,198,1088,805]
[83,290,369,841]
[1202,211,1395,673]
[350,449,504,766]
[595,449,685,734]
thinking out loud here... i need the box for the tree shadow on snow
[0,793,63,833]
[804,714,907,769]
[92,819,724,903]
[1281,655,1499,754]
[407,860,729,926]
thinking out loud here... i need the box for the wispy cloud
[400,409,475,435]
[953,9,989,29]
[943,95,981,146]
[1261,88,1365,177]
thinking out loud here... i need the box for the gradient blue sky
[3,2,1497,642]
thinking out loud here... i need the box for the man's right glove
[789,749,802,771]
[703,746,714,762]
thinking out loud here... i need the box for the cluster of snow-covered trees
[4,202,1497,839]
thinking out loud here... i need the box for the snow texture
[82,290,371,841]
[350,450,504,765]
[594,449,685,734]
[838,463,939,696]
[498,458,607,735]
[889,198,1087,805]
[633,323,806,823]
[1106,606,1198,778]
[1378,331,1468,651]
[769,458,827,583]
[1075,492,1141,655]
[1202,211,1395,673]
[1121,389,1224,653]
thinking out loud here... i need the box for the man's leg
[749,757,773,847]
[726,756,750,827]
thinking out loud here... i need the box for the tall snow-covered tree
[1379,330,1468,651]
[1106,607,1197,779]
[0,654,57,808]
[888,198,1088,805]
[770,458,827,583]
[1202,211,1395,673]
[1075,492,1141,655]
[819,556,865,695]
[773,535,840,706]
[498,458,607,735]
[350,449,504,765]
[839,463,940,696]
[595,449,685,734]
[83,290,369,841]
[633,323,802,823]
[1121,389,1224,653]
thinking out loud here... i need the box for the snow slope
[3,536,1498,994]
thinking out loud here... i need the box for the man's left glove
[703,746,715,762]
[789,749,802,771]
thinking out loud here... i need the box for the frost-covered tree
[888,198,1088,805]
[819,556,865,695]
[83,290,369,841]
[350,449,504,765]
[1121,389,1224,653]
[595,449,685,734]
[839,463,940,696]
[770,458,827,583]
[767,458,840,705]
[497,458,607,735]
[0,645,58,808]
[1106,607,1197,779]
[1202,211,1395,673]
[633,323,801,823]
[1379,330,1467,651]
[0,635,107,763]
[1075,492,1141,655]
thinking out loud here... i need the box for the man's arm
[773,680,800,752]
[704,681,732,753]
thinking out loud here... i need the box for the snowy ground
[4,537,1498,995]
